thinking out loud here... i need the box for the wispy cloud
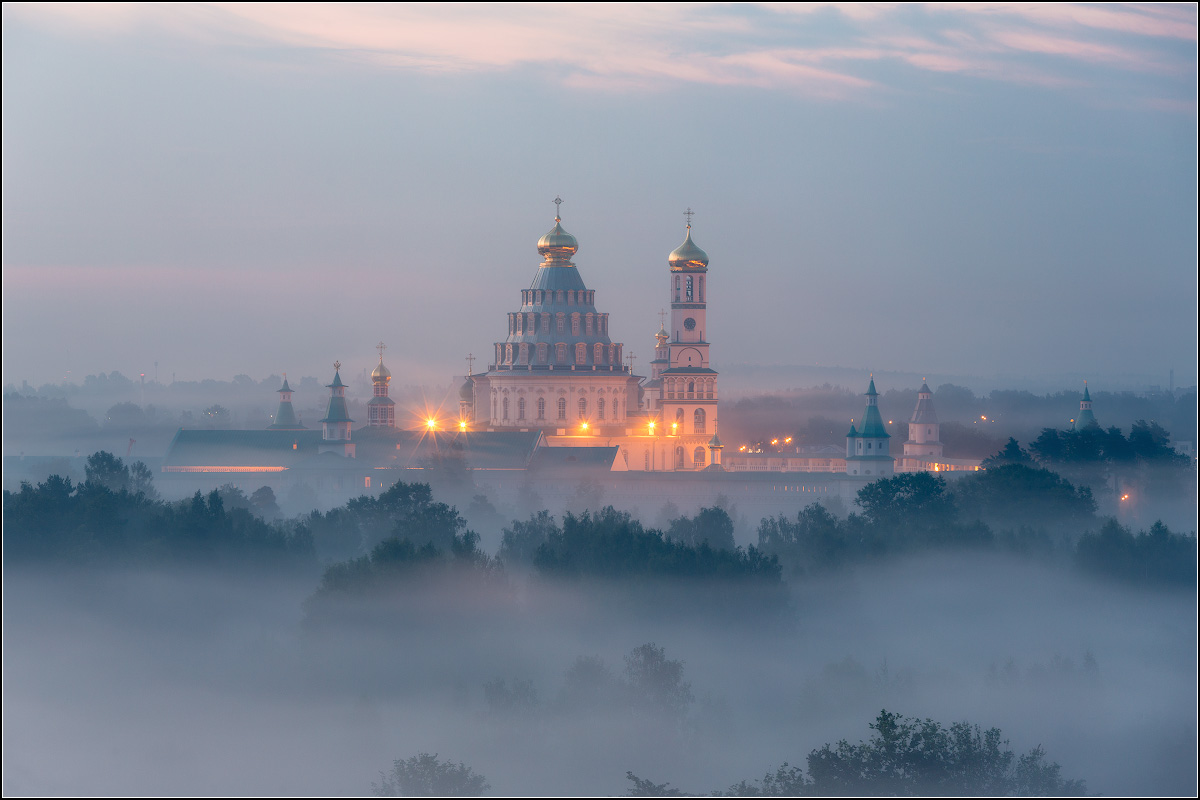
[5,3,1195,105]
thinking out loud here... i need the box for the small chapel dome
[655,323,669,342]
[669,227,709,270]
[371,360,392,381]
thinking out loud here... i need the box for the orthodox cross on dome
[626,352,636,373]
[658,308,667,326]
[376,341,387,361]
[554,195,563,221]
[684,207,694,228]
[466,353,475,376]
[333,361,341,372]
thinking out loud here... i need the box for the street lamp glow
[459,420,467,431]
[581,422,589,431]
[426,418,437,430]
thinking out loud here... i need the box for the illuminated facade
[460,201,722,471]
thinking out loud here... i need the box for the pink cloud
[4,2,1193,104]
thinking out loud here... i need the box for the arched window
[502,397,509,420]
[694,408,706,434]
[686,276,693,301]
[675,408,684,425]
[613,400,619,418]
[556,343,567,363]
[557,397,567,420]
[518,343,529,364]
[537,343,548,363]
[537,397,546,419]
[517,397,526,420]
[693,447,706,467]
[575,343,587,364]
[675,447,685,469]
[594,343,605,364]
[505,344,513,363]
[578,397,587,418]
[571,315,580,335]
[556,313,565,332]
[598,398,606,420]
[674,276,681,302]
[688,381,695,394]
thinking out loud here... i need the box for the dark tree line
[627,709,1085,797]
[758,467,1194,586]
[4,452,311,564]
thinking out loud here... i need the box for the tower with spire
[366,343,396,427]
[656,209,719,469]
[845,378,894,477]
[903,381,942,459]
[1073,382,1098,430]
[267,375,306,430]
[319,362,355,456]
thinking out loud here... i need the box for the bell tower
[660,209,718,469]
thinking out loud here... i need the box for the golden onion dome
[537,216,579,264]
[371,359,391,381]
[672,226,705,271]
[669,226,709,270]
[655,323,669,342]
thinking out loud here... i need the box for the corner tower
[904,381,942,458]
[845,378,893,477]
[319,362,355,457]
[268,374,305,430]
[661,210,718,469]
[1073,382,1098,430]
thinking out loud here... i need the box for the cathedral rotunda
[462,199,642,435]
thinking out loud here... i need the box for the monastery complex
[162,201,1019,510]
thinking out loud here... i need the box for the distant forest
[6,450,1194,598]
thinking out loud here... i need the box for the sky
[2,3,1196,393]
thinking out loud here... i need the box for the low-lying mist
[4,548,1194,796]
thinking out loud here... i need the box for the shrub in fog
[372,753,489,797]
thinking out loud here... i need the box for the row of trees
[368,708,1086,796]
[757,467,1194,586]
[628,709,1085,797]
[4,452,311,564]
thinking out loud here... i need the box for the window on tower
[686,276,693,301]
[557,397,567,420]
[694,408,706,434]
[538,397,546,419]
[598,398,606,420]
[518,397,525,420]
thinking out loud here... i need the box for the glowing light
[784,437,792,444]
[672,422,678,431]
[648,421,656,432]
[771,438,778,445]
[426,418,437,430]
[739,445,746,452]
[459,420,467,431]
[981,415,987,421]
[581,422,589,431]
[1121,494,1130,501]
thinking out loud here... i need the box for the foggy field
[3,553,1194,796]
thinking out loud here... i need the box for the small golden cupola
[668,211,709,271]
[536,195,580,266]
